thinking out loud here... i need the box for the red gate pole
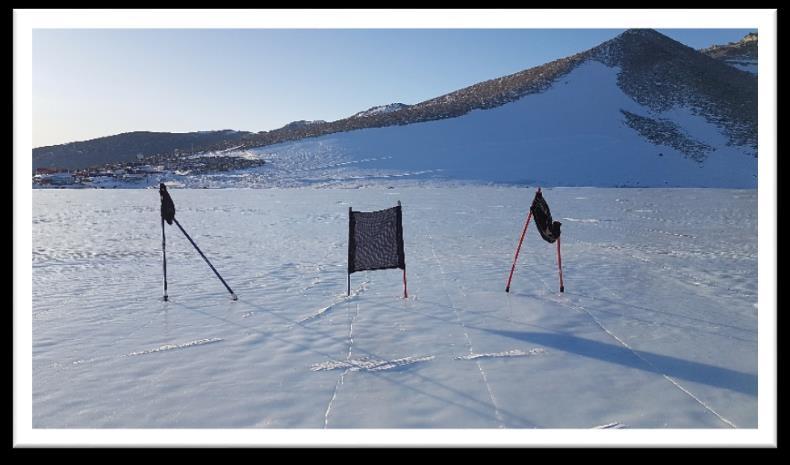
[557,236,565,293]
[403,268,408,299]
[506,210,532,293]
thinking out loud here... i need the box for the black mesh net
[530,191,562,243]
[348,205,405,274]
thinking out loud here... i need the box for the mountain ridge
[33,29,757,173]
[700,32,757,61]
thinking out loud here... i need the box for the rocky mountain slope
[33,130,252,171]
[233,29,756,188]
[237,29,757,158]
[700,32,758,73]
[33,29,757,180]
[588,29,756,153]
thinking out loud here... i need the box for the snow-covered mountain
[231,29,756,188]
[34,29,758,187]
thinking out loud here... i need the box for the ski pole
[162,218,168,302]
[173,218,237,300]
[506,210,532,293]
[348,206,352,297]
[398,200,408,299]
[557,236,564,293]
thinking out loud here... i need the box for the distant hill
[32,130,252,172]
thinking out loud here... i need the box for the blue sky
[33,28,756,147]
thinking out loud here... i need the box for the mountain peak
[591,28,692,60]
[619,28,664,38]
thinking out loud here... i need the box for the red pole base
[557,236,565,293]
[403,268,408,299]
[505,210,532,293]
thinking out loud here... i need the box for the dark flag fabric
[530,191,562,243]
[159,183,176,225]
[348,205,405,274]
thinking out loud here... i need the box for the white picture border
[14,8,777,447]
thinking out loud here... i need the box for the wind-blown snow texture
[33,187,757,428]
[211,61,755,189]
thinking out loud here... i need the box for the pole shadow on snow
[481,329,757,397]
[407,285,755,397]
[566,293,757,345]
[571,291,757,338]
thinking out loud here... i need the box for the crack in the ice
[297,281,369,325]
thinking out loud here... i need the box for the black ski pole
[173,218,238,301]
[162,218,168,301]
[160,182,175,301]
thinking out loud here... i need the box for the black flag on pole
[159,183,176,225]
[530,190,562,244]
[348,203,407,297]
[158,183,237,301]
[506,188,564,293]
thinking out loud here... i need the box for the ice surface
[32,187,757,428]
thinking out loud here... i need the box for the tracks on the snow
[425,229,507,428]
[323,302,360,428]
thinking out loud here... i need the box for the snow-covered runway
[32,187,757,428]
